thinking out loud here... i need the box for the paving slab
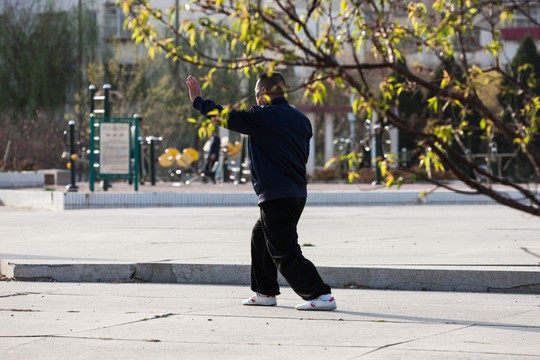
[1,282,539,359]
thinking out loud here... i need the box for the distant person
[131,116,148,184]
[204,130,220,183]
[186,72,336,311]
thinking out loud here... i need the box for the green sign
[89,116,140,192]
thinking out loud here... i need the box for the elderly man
[186,73,336,311]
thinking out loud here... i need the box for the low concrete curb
[2,260,539,294]
[0,190,64,210]
[0,171,44,189]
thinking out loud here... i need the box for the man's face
[254,81,268,106]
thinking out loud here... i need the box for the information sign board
[88,116,140,192]
[99,122,131,174]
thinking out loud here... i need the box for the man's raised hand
[186,75,202,103]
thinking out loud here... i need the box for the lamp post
[146,136,162,186]
[66,120,79,192]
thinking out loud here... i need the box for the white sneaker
[242,293,277,306]
[295,295,337,311]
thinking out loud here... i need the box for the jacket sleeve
[193,97,262,136]
[193,96,223,115]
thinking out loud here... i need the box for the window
[104,4,130,40]
[510,7,540,28]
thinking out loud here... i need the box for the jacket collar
[270,97,288,105]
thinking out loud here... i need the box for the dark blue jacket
[193,96,312,204]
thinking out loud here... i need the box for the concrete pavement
[1,203,540,292]
[1,184,540,358]
[1,282,539,359]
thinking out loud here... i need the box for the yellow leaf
[313,92,322,105]
[380,161,387,177]
[240,20,249,41]
[324,156,338,169]
[352,98,360,114]
[500,10,508,23]
[441,77,449,89]
[318,83,327,99]
[198,127,207,139]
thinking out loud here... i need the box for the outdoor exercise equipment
[158,147,202,185]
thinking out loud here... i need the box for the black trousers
[250,197,331,300]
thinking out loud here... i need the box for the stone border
[0,172,44,189]
[2,260,539,294]
[0,190,64,210]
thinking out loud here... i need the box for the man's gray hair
[257,72,286,97]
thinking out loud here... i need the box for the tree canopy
[0,1,78,115]
[121,0,540,216]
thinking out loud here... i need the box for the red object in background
[501,27,540,40]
